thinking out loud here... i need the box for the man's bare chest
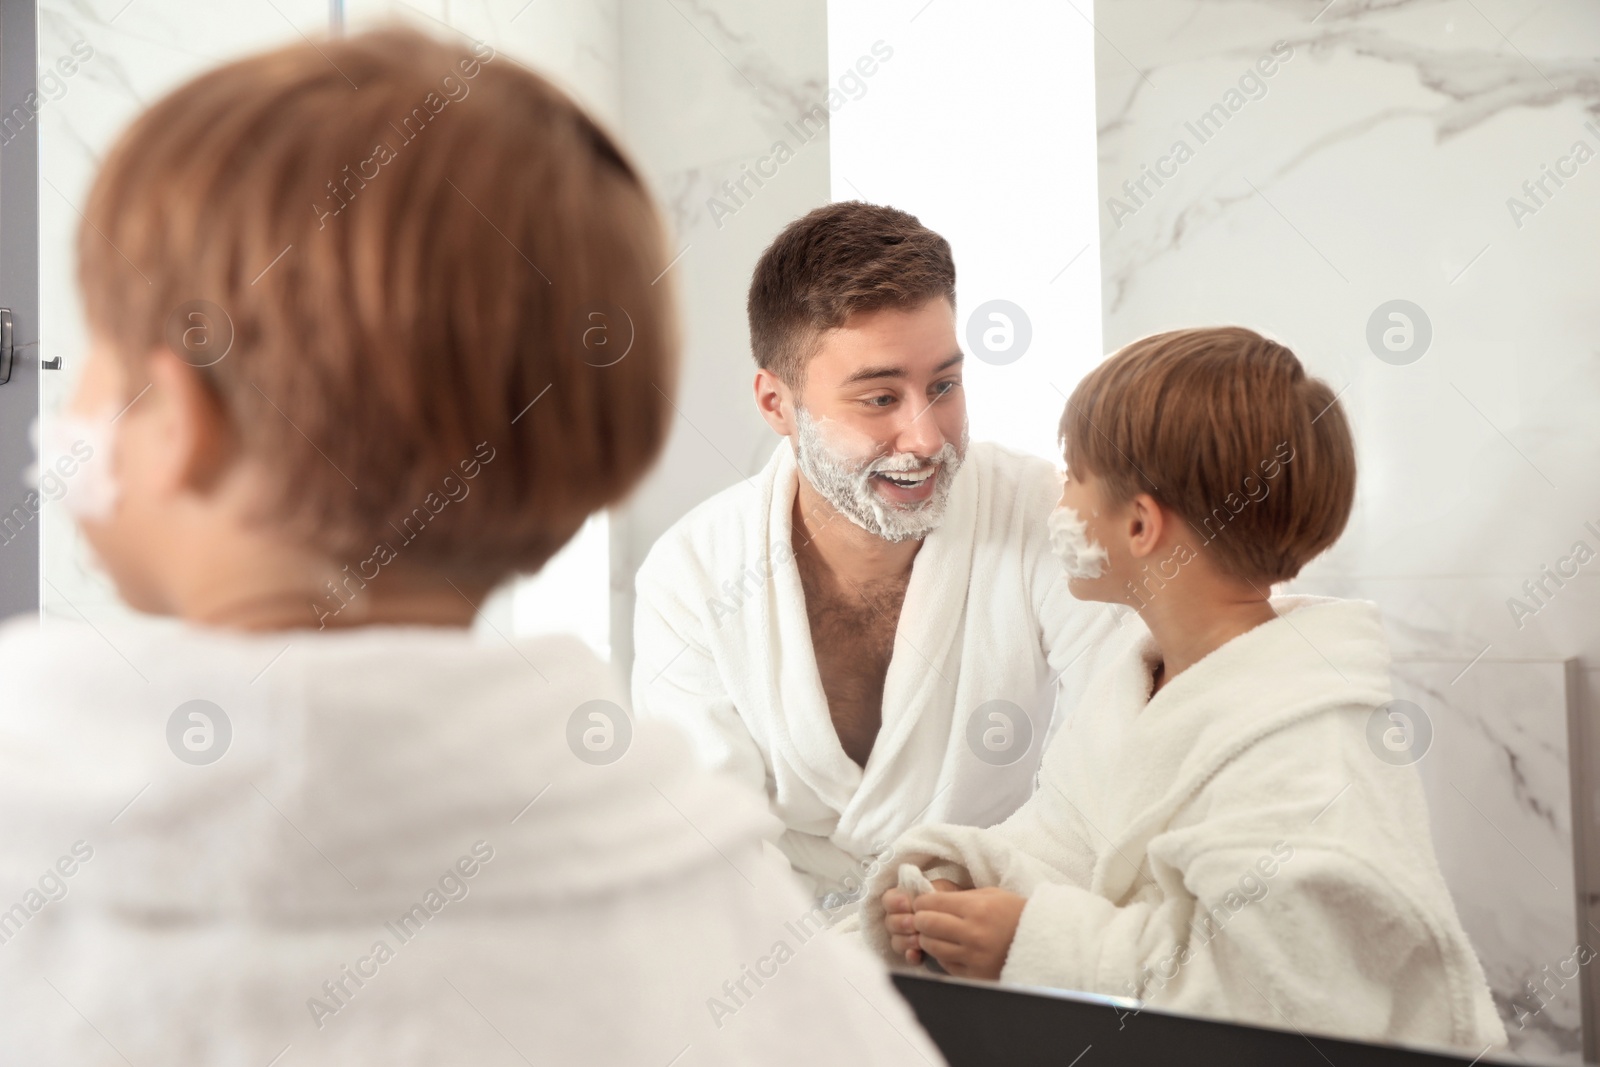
[801,577,910,766]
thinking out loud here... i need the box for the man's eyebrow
[839,352,964,387]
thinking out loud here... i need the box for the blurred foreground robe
[0,617,946,1067]
[860,596,1507,1054]
[632,439,1115,909]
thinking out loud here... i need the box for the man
[632,201,1115,910]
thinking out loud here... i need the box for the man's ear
[143,347,237,495]
[753,368,797,436]
[1125,492,1166,561]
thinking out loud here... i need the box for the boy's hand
[908,887,1026,980]
[881,878,963,965]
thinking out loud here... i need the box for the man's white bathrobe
[0,616,945,1066]
[632,440,1116,907]
[860,596,1507,1053]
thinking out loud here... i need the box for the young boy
[863,327,1506,1052]
[0,28,944,1066]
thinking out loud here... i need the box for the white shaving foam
[793,406,967,543]
[1047,503,1109,579]
[31,410,120,522]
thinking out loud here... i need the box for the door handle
[0,308,11,384]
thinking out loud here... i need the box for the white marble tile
[1095,0,1600,591]
[609,0,831,664]
[1394,658,1583,1062]
[344,0,622,128]
[38,0,329,616]
[1096,1,1600,1056]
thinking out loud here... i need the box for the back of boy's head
[1059,327,1355,586]
[77,27,675,581]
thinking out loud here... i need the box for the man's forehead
[809,302,961,385]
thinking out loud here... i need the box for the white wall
[827,0,1103,464]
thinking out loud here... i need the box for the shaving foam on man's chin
[1048,503,1109,579]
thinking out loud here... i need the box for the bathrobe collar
[1089,595,1394,902]
[762,440,980,814]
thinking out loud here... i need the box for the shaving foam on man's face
[794,404,966,543]
[782,296,970,544]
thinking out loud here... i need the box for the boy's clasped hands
[880,878,1028,980]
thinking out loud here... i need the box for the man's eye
[866,395,895,407]
[933,380,960,396]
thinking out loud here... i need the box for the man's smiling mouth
[873,468,935,489]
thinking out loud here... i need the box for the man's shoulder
[969,439,1057,480]
[637,459,779,592]
[965,440,1060,521]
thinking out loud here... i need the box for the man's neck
[791,473,922,590]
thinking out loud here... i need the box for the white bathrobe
[632,439,1117,907]
[859,596,1507,1053]
[0,615,945,1067]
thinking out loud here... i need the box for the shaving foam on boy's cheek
[32,411,120,522]
[1047,504,1109,579]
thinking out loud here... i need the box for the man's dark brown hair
[78,27,676,582]
[747,201,955,387]
[1059,327,1356,586]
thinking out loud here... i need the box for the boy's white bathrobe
[632,440,1116,907]
[0,616,946,1067]
[860,596,1507,1053]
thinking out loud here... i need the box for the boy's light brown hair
[77,27,676,580]
[1059,327,1355,585]
[747,201,954,387]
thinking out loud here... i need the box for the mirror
[621,0,1600,1062]
[26,0,1598,1064]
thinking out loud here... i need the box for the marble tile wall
[1093,0,1600,1057]
[1397,658,1584,1060]
[609,0,832,670]
[38,0,327,617]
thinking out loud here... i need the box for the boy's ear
[1125,492,1166,560]
[145,348,236,495]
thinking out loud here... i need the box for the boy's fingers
[911,909,967,943]
[918,934,967,967]
[889,932,920,954]
[912,890,970,916]
[882,888,911,913]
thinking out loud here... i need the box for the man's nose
[892,400,946,460]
